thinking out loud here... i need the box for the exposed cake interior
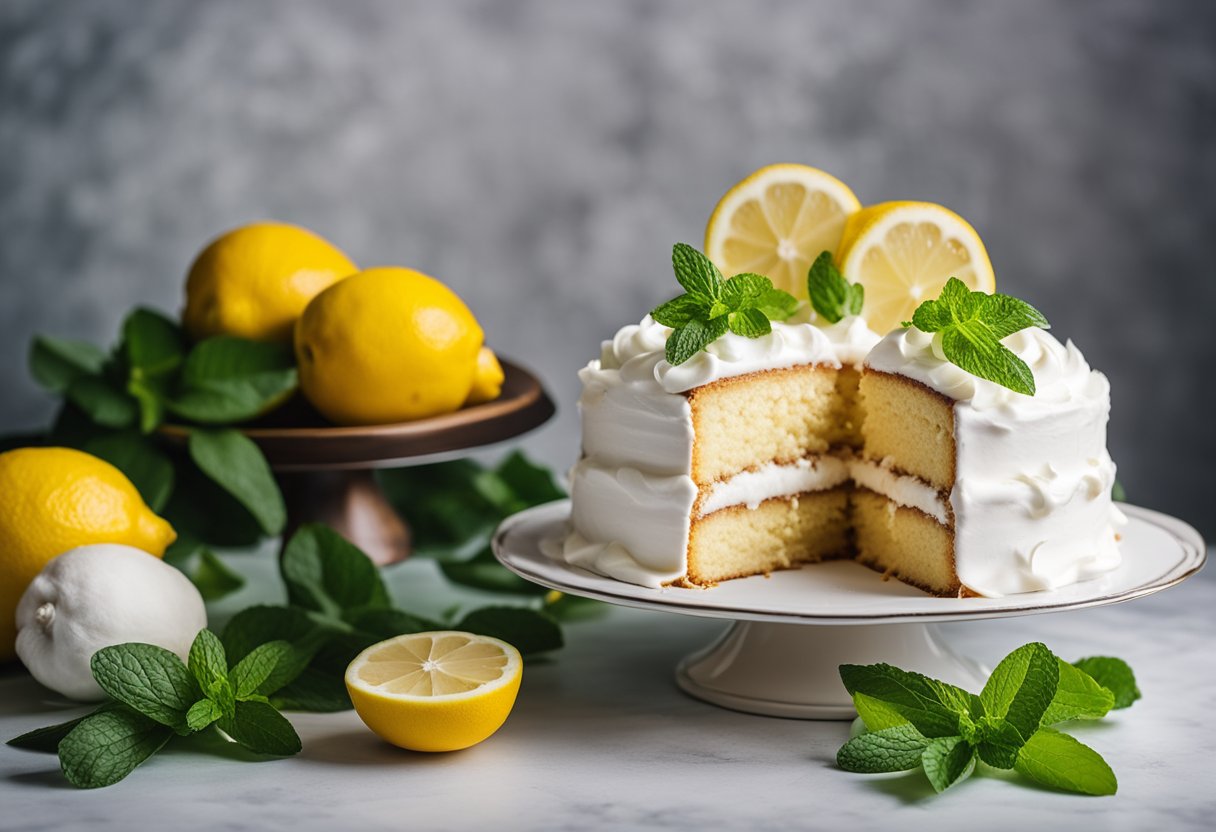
[553,314,1124,597]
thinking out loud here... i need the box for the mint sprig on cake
[806,251,864,323]
[650,243,798,366]
[904,277,1050,396]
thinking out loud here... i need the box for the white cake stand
[492,501,1205,719]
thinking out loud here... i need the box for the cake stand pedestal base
[279,470,410,567]
[675,620,988,720]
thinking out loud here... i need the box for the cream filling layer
[557,455,852,588]
[698,456,850,517]
[848,458,950,525]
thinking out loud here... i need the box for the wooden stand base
[279,470,411,566]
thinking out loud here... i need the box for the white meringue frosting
[550,308,1123,599]
[865,325,1125,597]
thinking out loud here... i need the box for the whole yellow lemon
[0,447,176,661]
[182,222,357,343]
[295,267,484,425]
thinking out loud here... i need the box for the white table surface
[2,548,1213,832]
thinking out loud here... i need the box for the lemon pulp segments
[353,632,512,695]
[705,164,861,298]
[835,201,995,336]
[345,631,522,752]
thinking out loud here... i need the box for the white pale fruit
[15,544,207,701]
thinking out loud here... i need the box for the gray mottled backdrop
[1,0,1213,535]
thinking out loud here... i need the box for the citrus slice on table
[835,201,996,336]
[704,163,861,298]
[345,631,523,752]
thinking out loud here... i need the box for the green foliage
[837,642,1137,797]
[650,243,799,366]
[14,629,306,788]
[188,429,286,536]
[806,251,864,323]
[907,277,1050,395]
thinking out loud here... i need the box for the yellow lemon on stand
[183,222,357,343]
[295,267,485,425]
[465,346,505,406]
[0,447,176,661]
[346,631,523,752]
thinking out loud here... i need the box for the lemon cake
[550,308,1123,597]
[547,165,1123,598]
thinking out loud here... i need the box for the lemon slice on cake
[705,163,861,298]
[835,201,996,335]
[345,631,522,752]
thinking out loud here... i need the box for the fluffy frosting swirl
[599,311,879,395]
[864,326,1109,410]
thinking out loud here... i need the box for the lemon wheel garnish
[345,631,522,752]
[835,201,996,336]
[704,163,861,299]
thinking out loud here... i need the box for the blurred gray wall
[1,0,1214,535]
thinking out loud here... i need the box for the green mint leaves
[837,643,1138,796]
[807,251,864,323]
[216,521,564,715]
[9,629,306,788]
[907,277,1049,396]
[650,243,798,366]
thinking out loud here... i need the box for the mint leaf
[980,294,1050,339]
[495,451,566,506]
[1073,657,1140,709]
[83,431,174,512]
[230,641,297,699]
[440,548,550,596]
[90,644,200,733]
[665,316,729,366]
[848,282,865,317]
[269,669,352,713]
[853,692,913,731]
[29,335,106,393]
[58,708,173,789]
[457,607,563,656]
[940,324,1036,396]
[66,375,138,429]
[721,273,772,308]
[980,642,1059,742]
[219,700,302,756]
[221,605,324,666]
[186,698,223,731]
[908,278,1048,395]
[839,664,975,738]
[806,251,856,324]
[727,307,772,338]
[188,548,246,601]
[651,294,705,327]
[167,336,297,424]
[280,524,390,618]
[187,630,229,693]
[121,308,185,377]
[1014,728,1117,795]
[671,243,723,300]
[756,288,799,321]
[6,705,116,753]
[921,736,976,793]
[836,724,929,773]
[1041,658,1115,725]
[188,428,286,536]
[346,607,445,639]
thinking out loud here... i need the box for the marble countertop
[2,552,1213,832]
